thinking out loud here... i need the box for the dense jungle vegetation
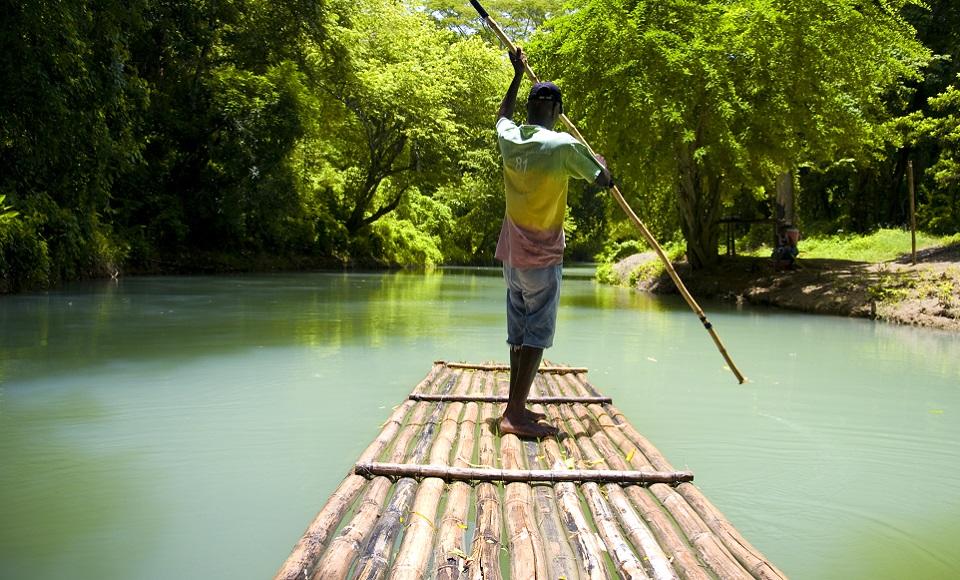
[2,0,958,291]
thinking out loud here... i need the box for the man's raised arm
[497,48,526,122]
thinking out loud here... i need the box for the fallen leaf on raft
[625,449,636,462]
[411,511,435,528]
[458,523,468,529]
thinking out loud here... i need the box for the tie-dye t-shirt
[494,117,603,268]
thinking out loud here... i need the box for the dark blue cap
[528,81,562,109]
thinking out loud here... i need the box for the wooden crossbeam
[354,462,694,485]
[408,394,612,404]
[435,361,588,374]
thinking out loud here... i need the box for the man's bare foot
[500,413,559,439]
[525,408,546,422]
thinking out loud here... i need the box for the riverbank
[609,244,960,331]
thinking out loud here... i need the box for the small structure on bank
[276,361,786,580]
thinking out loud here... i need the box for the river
[1,271,958,579]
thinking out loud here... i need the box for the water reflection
[1,272,958,579]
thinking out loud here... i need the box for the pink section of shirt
[495,215,565,269]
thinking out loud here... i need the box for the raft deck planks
[276,361,787,580]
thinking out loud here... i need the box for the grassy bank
[739,228,960,263]
[601,228,960,330]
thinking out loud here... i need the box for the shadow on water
[0,390,151,578]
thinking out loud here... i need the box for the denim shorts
[503,263,562,350]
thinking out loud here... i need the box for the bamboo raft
[276,361,787,580]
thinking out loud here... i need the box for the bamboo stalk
[675,485,788,580]
[434,372,482,580]
[409,394,611,404]
[436,360,588,374]
[540,374,650,579]
[354,463,693,485]
[500,429,551,579]
[524,431,583,580]
[274,363,446,580]
[309,369,453,579]
[465,389,503,580]
[390,370,475,579]
[567,375,746,580]
[349,372,459,580]
[550,374,683,580]
[533,398,611,580]
[575,399,713,580]
[567,376,752,579]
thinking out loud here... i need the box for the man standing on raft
[495,48,614,438]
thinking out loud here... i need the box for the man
[495,48,614,438]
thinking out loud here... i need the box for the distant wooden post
[908,160,917,265]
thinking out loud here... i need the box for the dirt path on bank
[614,245,960,331]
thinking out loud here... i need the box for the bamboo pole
[540,375,650,579]
[349,372,459,580]
[532,394,612,580]
[560,397,708,579]
[570,377,753,579]
[465,389,504,580]
[675,485,788,580]
[500,428,551,579]
[582,404,710,580]
[548,374,680,580]
[524,430,584,580]
[435,372,483,580]
[908,160,917,265]
[437,361,588,374]
[274,363,446,580]
[409,394,611,404]
[309,369,453,579]
[354,463,693,485]
[390,370,475,579]
[468,0,746,384]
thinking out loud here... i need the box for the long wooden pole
[409,393,611,404]
[908,160,917,265]
[437,361,588,374]
[355,462,694,485]
[469,0,746,384]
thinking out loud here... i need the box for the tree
[298,0,505,263]
[533,0,929,268]
[424,0,554,41]
[909,78,960,232]
[112,0,328,260]
[1,0,150,281]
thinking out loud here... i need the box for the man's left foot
[525,408,546,422]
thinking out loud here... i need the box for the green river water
[1,270,958,579]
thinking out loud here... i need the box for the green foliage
[0,216,50,293]
[3,0,959,292]
[426,0,554,41]
[298,0,506,264]
[909,78,960,233]
[740,228,960,262]
[0,195,18,224]
[532,0,929,268]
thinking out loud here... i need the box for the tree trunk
[676,148,721,270]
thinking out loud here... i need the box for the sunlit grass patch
[739,228,960,263]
